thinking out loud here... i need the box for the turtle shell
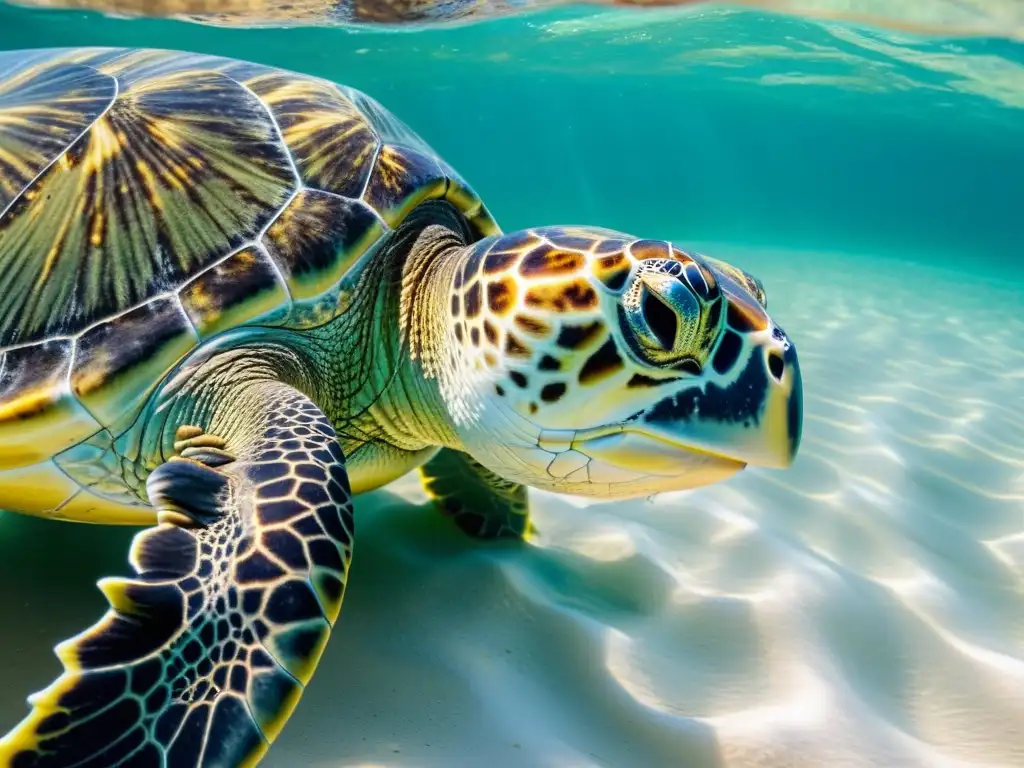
[0,46,498,520]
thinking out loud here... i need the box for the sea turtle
[0,46,802,767]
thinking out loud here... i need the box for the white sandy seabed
[0,246,1021,767]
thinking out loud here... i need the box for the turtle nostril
[767,350,785,381]
[641,288,678,350]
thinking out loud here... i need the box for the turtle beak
[736,331,803,468]
[594,323,803,475]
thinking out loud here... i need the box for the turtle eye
[641,287,678,350]
[618,263,710,369]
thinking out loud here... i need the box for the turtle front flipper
[419,449,533,541]
[0,383,353,768]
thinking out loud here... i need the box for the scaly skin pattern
[389,223,802,500]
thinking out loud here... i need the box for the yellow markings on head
[593,251,632,292]
[514,314,552,337]
[518,244,587,277]
[524,278,599,313]
[504,333,531,358]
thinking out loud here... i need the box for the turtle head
[444,226,803,499]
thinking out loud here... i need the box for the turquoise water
[0,4,1022,767]
[1,6,1022,266]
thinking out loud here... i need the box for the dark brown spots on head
[454,323,465,343]
[712,329,743,375]
[450,294,461,316]
[463,245,484,277]
[540,382,567,403]
[483,320,499,345]
[509,370,528,388]
[505,333,530,358]
[487,279,516,315]
[556,321,603,350]
[464,281,482,319]
[628,373,679,388]
[579,338,624,384]
[514,315,551,337]
[529,402,539,415]
[495,384,506,397]
[594,252,631,292]
[630,239,672,262]
[563,281,599,310]
[519,245,586,277]
[525,279,598,312]
[483,250,517,274]
[470,326,480,346]
[538,354,561,371]
[726,296,769,333]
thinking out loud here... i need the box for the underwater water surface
[0,4,1022,767]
